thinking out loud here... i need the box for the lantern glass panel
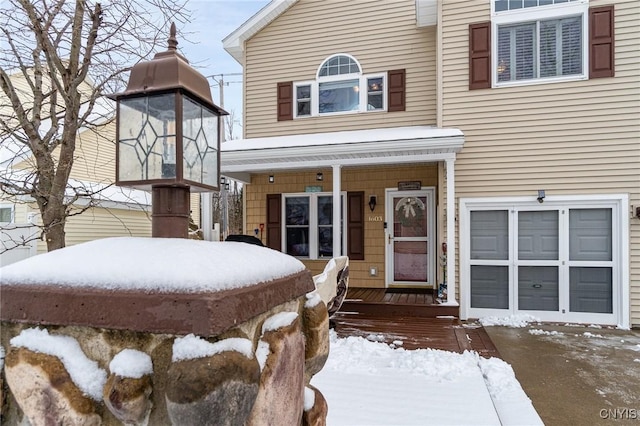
[182,96,219,187]
[118,94,176,181]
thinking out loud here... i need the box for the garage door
[461,196,626,326]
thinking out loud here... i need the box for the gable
[223,0,299,65]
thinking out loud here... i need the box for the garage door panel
[470,210,508,260]
[518,266,559,311]
[518,211,558,260]
[569,209,612,261]
[570,267,613,314]
[471,265,509,309]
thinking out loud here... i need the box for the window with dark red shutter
[469,22,491,90]
[266,194,282,250]
[387,69,406,112]
[589,5,615,79]
[347,192,364,260]
[277,82,293,121]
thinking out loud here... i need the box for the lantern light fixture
[368,195,377,212]
[109,23,228,238]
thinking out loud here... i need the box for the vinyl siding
[243,0,437,138]
[36,207,151,253]
[441,0,640,325]
[69,121,117,184]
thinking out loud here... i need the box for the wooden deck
[340,288,459,318]
[333,288,500,357]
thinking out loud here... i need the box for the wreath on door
[395,196,425,227]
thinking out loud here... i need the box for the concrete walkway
[484,323,640,425]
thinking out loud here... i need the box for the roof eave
[221,134,464,174]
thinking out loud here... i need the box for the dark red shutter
[347,192,364,260]
[387,69,406,112]
[589,5,615,79]
[277,82,293,121]
[469,22,491,90]
[266,194,282,250]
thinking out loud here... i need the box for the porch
[334,288,500,357]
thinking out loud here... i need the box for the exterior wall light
[537,190,546,203]
[316,172,323,181]
[369,195,377,211]
[268,175,275,183]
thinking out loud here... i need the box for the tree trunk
[41,199,67,251]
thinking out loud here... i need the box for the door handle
[388,234,392,244]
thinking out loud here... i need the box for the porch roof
[220,126,464,181]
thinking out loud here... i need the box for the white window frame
[491,0,589,88]
[0,204,15,224]
[459,194,630,328]
[293,54,387,119]
[294,81,314,118]
[281,192,347,260]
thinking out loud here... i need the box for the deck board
[334,288,500,357]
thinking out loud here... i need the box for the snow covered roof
[223,0,299,65]
[220,126,464,179]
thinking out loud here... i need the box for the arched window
[292,54,386,117]
[317,55,361,77]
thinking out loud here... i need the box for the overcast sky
[180,1,270,138]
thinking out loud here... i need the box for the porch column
[332,164,342,257]
[446,157,457,304]
[201,193,213,241]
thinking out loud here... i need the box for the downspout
[438,3,458,305]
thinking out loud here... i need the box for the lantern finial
[168,22,178,51]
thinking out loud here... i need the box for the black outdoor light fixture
[369,195,377,212]
[537,190,546,203]
[109,23,227,238]
[316,172,323,181]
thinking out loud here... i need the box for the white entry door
[385,188,435,287]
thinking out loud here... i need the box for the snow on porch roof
[220,126,464,178]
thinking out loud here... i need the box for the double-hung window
[293,54,386,118]
[0,205,14,224]
[492,0,588,86]
[284,193,345,259]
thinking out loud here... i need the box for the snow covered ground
[311,330,542,426]
[1,239,544,425]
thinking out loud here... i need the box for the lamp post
[109,23,228,238]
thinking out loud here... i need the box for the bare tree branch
[1,0,190,251]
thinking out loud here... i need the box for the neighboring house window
[284,193,345,259]
[281,54,404,120]
[0,205,14,224]
[470,2,614,89]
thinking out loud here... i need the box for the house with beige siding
[0,71,203,263]
[222,0,640,328]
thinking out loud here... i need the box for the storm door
[385,189,435,287]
